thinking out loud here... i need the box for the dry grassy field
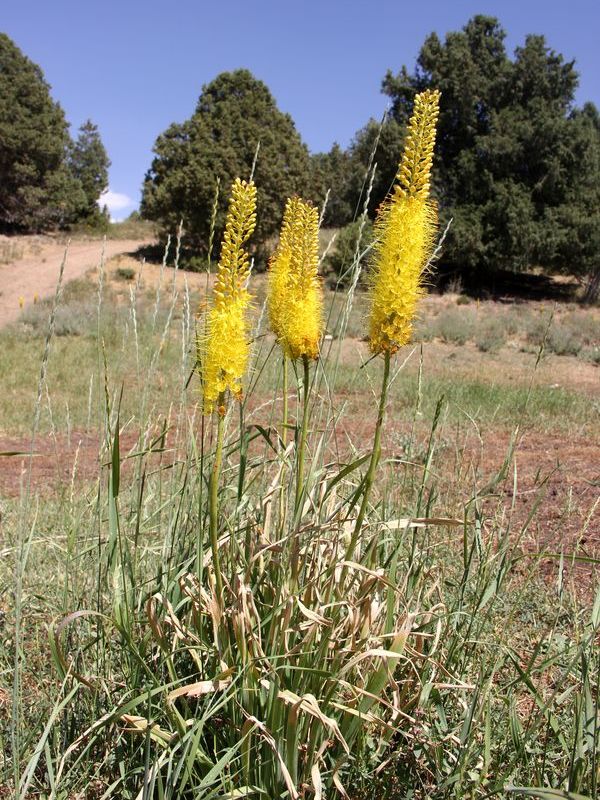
[0,237,598,798]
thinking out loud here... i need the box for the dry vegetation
[0,245,598,798]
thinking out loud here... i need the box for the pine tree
[309,143,354,227]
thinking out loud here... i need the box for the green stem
[209,396,226,600]
[345,350,391,562]
[295,355,311,513]
[278,355,289,539]
[282,355,289,448]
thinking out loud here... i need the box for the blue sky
[3,0,599,219]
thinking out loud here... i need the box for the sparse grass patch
[0,239,24,263]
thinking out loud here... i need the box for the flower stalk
[267,197,323,517]
[282,355,289,448]
[347,89,441,561]
[294,354,311,513]
[199,177,257,414]
[368,89,440,356]
[197,177,257,595]
[209,399,226,599]
[267,197,323,362]
[345,349,390,562]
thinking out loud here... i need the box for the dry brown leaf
[167,676,232,701]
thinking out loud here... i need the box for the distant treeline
[2,17,599,299]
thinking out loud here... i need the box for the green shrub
[525,311,598,357]
[503,305,529,337]
[525,314,552,347]
[563,310,599,346]
[115,266,136,281]
[21,299,105,337]
[414,314,437,342]
[19,279,125,338]
[547,326,583,356]
[434,306,476,345]
[580,345,600,364]
[475,316,506,352]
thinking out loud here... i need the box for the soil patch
[0,238,150,326]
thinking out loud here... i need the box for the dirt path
[0,238,149,326]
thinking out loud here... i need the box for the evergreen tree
[141,69,311,258]
[343,116,406,221]
[354,16,599,295]
[308,143,354,227]
[69,119,111,221]
[0,33,85,231]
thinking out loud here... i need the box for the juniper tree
[352,16,600,295]
[141,69,311,260]
[0,33,85,231]
[69,120,111,222]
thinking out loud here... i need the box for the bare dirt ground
[0,236,150,326]
[1,424,596,598]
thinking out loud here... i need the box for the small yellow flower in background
[267,197,322,360]
[18,296,24,309]
[368,88,441,355]
[198,177,257,414]
[33,293,39,304]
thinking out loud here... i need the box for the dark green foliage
[0,33,86,232]
[141,69,311,260]
[309,143,355,227]
[363,16,600,296]
[326,219,374,285]
[542,103,600,301]
[310,116,406,232]
[343,115,405,220]
[68,119,111,222]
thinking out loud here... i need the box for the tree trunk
[583,265,600,305]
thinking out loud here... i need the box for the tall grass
[0,228,597,800]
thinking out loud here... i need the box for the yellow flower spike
[267,196,297,344]
[368,89,441,355]
[199,177,257,414]
[267,197,323,360]
[396,89,441,199]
